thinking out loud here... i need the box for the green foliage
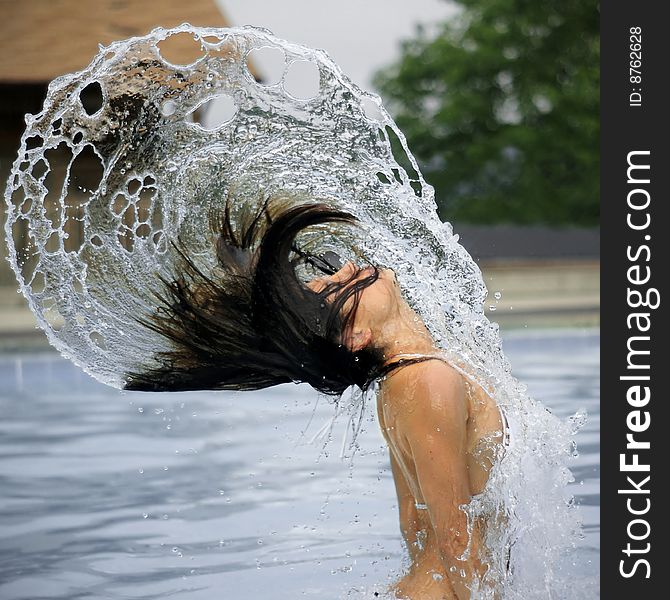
[373,0,599,225]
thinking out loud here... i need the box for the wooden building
[0,0,235,286]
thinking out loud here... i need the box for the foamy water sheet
[4,25,588,599]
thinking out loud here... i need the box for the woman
[308,261,506,600]
[126,198,507,599]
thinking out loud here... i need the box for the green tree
[373,0,599,225]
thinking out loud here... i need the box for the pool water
[0,329,599,599]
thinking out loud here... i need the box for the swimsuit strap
[384,352,449,367]
[388,353,446,361]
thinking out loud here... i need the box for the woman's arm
[394,363,484,600]
[389,450,421,562]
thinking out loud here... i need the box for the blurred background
[0,0,599,346]
[0,2,599,599]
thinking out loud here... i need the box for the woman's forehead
[306,261,357,291]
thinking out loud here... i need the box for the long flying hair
[124,197,389,394]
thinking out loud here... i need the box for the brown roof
[0,0,234,83]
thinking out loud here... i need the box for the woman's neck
[374,305,439,363]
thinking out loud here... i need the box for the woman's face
[306,261,401,345]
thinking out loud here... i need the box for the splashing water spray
[4,25,586,599]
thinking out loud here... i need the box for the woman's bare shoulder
[382,358,466,413]
[384,356,462,387]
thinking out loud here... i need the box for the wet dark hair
[124,198,393,394]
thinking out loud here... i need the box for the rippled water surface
[0,329,599,599]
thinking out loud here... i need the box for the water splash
[3,24,585,598]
